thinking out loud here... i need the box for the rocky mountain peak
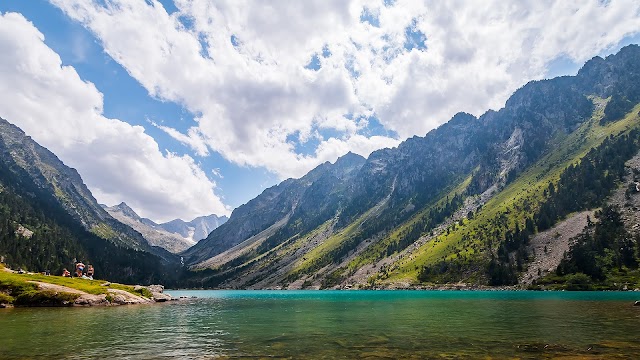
[110,202,141,220]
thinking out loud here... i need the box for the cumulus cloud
[48,0,640,180]
[0,12,229,222]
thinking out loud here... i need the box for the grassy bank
[0,264,152,306]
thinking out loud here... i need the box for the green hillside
[386,102,640,285]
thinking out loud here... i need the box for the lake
[1,290,639,359]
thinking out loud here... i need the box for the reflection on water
[1,290,639,359]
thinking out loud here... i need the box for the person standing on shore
[75,262,85,277]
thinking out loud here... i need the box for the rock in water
[152,292,172,302]
[147,284,171,302]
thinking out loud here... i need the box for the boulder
[107,289,153,305]
[147,285,164,293]
[74,294,108,306]
[112,294,128,305]
[152,292,172,302]
[634,301,640,306]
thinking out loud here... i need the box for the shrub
[0,292,14,304]
[565,273,593,291]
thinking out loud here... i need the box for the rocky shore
[72,283,173,307]
[0,264,176,308]
[1,282,174,308]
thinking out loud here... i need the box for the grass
[290,207,377,274]
[90,223,118,239]
[0,264,152,306]
[384,101,640,284]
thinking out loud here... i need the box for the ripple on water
[1,290,639,359]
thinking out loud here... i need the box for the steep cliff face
[181,45,640,290]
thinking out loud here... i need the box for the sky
[0,1,639,223]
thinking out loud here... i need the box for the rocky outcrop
[145,284,172,302]
[74,294,109,306]
[107,289,152,305]
[520,211,595,285]
[27,280,169,307]
[15,225,33,239]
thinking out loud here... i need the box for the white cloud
[151,121,209,157]
[0,12,230,222]
[47,0,640,180]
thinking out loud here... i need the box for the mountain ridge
[183,44,640,290]
[103,202,227,253]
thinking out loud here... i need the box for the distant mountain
[104,202,227,253]
[151,214,228,243]
[104,202,193,253]
[183,45,640,290]
[0,118,179,284]
[182,151,366,265]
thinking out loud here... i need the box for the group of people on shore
[61,262,94,280]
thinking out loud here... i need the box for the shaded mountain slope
[0,119,172,258]
[0,119,180,284]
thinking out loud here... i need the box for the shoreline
[1,265,173,308]
[167,285,640,292]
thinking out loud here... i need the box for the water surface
[1,290,639,359]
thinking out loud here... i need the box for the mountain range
[182,44,640,290]
[103,202,227,253]
[1,45,639,290]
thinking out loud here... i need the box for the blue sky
[0,0,279,213]
[0,0,639,222]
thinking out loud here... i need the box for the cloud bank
[0,12,229,222]
[48,0,640,181]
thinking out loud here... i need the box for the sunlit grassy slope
[0,264,152,303]
[384,101,640,284]
[346,172,474,272]
[290,206,378,275]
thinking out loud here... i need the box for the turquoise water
[1,290,639,359]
